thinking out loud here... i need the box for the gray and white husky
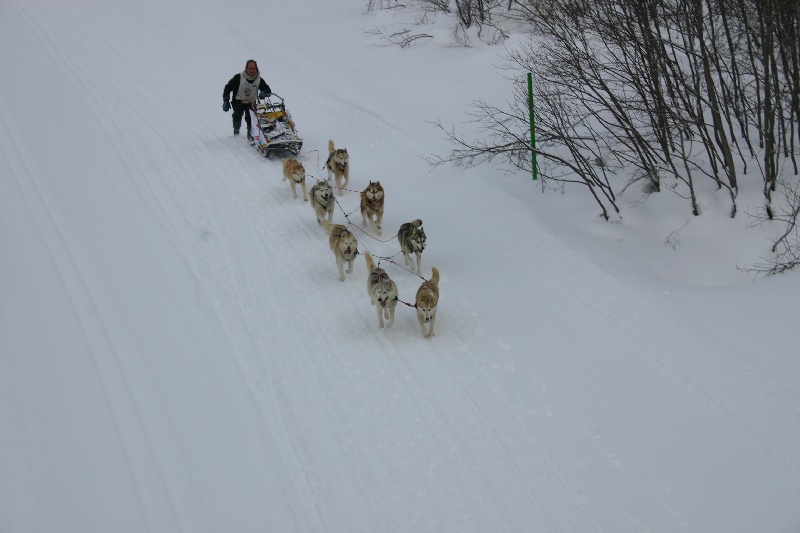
[397,219,426,274]
[364,251,398,329]
[310,179,335,225]
[325,139,350,196]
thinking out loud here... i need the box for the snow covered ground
[1,1,798,532]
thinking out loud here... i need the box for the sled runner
[248,93,303,158]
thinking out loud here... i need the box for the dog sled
[248,93,303,158]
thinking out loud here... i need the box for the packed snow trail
[1,1,797,532]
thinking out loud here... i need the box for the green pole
[527,72,538,181]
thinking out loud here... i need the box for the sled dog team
[281,140,439,338]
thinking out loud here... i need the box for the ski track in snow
[2,1,798,532]
[3,7,176,533]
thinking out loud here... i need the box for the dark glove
[222,100,230,112]
[258,91,267,99]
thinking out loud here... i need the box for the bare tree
[365,26,434,47]
[369,0,800,270]
[742,179,800,275]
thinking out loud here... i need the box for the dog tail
[411,219,422,228]
[282,159,290,179]
[363,250,377,271]
[328,139,335,154]
[429,267,439,285]
[319,219,333,235]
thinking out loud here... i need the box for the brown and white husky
[360,181,385,235]
[321,220,358,282]
[415,267,440,339]
[282,158,308,202]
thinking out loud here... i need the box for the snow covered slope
[1,1,797,532]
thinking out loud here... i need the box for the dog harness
[369,270,389,285]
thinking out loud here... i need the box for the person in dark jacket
[222,59,272,138]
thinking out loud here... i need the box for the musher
[222,59,272,139]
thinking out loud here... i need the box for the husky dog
[360,181,385,236]
[282,158,308,202]
[415,267,440,339]
[325,139,350,196]
[321,220,358,281]
[310,179,335,224]
[363,251,398,329]
[397,219,426,274]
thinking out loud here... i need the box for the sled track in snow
[4,0,797,531]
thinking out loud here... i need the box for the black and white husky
[397,219,426,274]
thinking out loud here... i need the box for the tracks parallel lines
[0,106,166,532]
